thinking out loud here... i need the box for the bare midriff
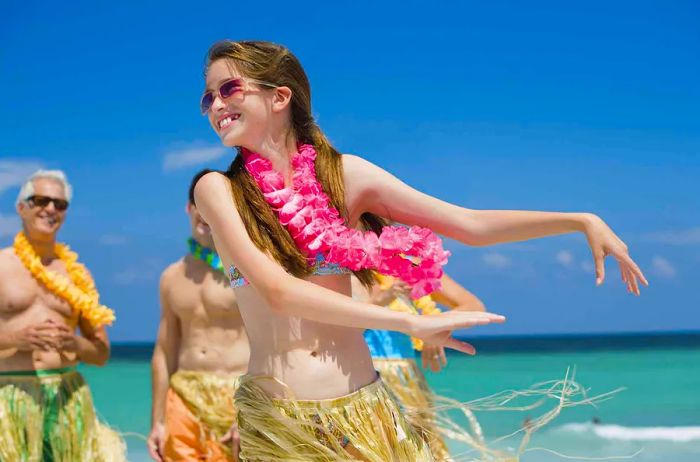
[177,321,249,375]
[236,273,378,400]
[166,257,250,376]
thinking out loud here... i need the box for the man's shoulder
[0,248,25,287]
[0,247,20,266]
[160,258,186,286]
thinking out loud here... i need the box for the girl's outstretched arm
[345,155,648,295]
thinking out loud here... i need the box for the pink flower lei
[241,144,450,298]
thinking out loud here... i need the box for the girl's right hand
[407,310,506,355]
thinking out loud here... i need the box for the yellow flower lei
[374,273,442,351]
[13,231,115,328]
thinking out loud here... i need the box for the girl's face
[203,59,277,148]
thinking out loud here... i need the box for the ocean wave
[558,422,700,443]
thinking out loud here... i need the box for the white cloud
[556,250,574,268]
[651,256,677,279]
[0,159,43,195]
[643,227,700,245]
[580,260,595,274]
[162,144,229,172]
[113,259,162,285]
[0,213,20,238]
[99,234,128,245]
[482,252,512,269]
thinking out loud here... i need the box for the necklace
[13,231,115,327]
[242,144,449,298]
[187,237,224,273]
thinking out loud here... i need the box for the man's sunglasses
[26,195,69,211]
[200,78,277,115]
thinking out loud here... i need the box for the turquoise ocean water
[82,334,700,461]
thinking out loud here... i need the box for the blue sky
[1,1,698,341]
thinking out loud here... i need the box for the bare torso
[163,255,249,375]
[230,156,378,399]
[0,247,80,372]
[237,275,376,399]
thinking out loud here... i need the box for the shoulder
[0,247,21,270]
[193,171,237,216]
[341,154,374,174]
[341,154,391,194]
[193,171,231,201]
[341,154,393,179]
[0,246,17,261]
[160,259,184,290]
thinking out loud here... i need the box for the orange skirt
[163,370,239,461]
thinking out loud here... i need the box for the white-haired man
[0,170,126,461]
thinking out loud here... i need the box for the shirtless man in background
[149,169,249,462]
[0,169,124,461]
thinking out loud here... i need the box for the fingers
[619,265,632,293]
[457,311,505,321]
[147,438,163,462]
[221,427,241,460]
[33,332,63,349]
[621,254,649,287]
[427,346,441,372]
[37,320,72,333]
[594,252,605,286]
[429,347,447,373]
[232,430,241,462]
[445,337,476,355]
[617,255,646,295]
[484,312,506,323]
[421,346,439,372]
[61,351,78,361]
[629,269,640,295]
[454,312,506,328]
[54,324,73,334]
[29,335,56,351]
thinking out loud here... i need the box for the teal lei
[187,237,224,273]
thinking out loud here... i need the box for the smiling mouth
[218,113,241,130]
[39,215,58,226]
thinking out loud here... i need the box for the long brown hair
[205,40,386,287]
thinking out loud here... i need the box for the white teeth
[219,114,241,129]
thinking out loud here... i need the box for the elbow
[94,344,111,367]
[259,276,294,315]
[86,353,109,367]
[79,341,110,367]
[457,209,488,247]
[461,235,487,247]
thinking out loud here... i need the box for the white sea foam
[559,422,700,443]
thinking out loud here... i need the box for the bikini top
[229,253,351,288]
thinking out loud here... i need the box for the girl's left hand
[421,344,447,372]
[583,214,648,295]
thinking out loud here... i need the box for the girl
[194,40,646,461]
